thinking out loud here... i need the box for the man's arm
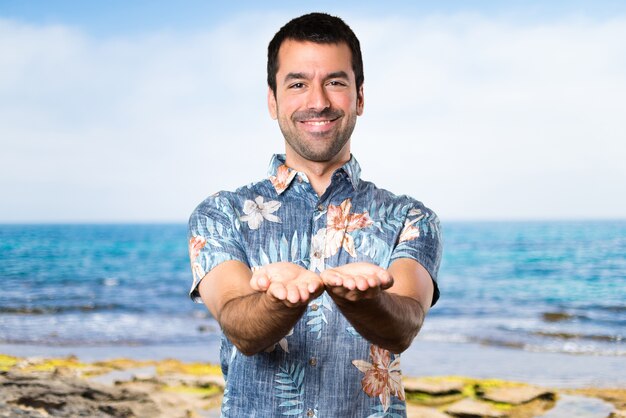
[198,261,324,356]
[320,259,433,353]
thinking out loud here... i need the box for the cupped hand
[250,262,324,307]
[320,262,393,302]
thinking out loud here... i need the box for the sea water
[1,221,624,384]
[424,220,626,356]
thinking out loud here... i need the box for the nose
[306,83,330,111]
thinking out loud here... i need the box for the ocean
[1,221,625,386]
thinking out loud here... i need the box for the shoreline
[404,340,626,389]
[1,351,625,418]
[1,339,625,389]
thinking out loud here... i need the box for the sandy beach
[3,338,625,388]
[1,350,625,418]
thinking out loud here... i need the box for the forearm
[332,291,425,353]
[219,292,306,356]
[199,261,324,355]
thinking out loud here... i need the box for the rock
[406,404,453,417]
[0,400,46,417]
[0,370,161,417]
[445,399,506,418]
[159,373,225,389]
[568,388,626,411]
[13,357,45,369]
[53,366,79,379]
[132,372,158,381]
[404,378,465,395]
[480,386,555,405]
[542,311,575,322]
[609,410,626,418]
[199,374,225,388]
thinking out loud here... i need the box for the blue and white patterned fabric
[188,154,442,418]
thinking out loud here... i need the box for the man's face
[268,40,364,163]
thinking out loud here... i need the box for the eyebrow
[284,72,310,83]
[283,71,350,84]
[326,71,350,80]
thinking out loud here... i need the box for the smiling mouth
[294,109,343,126]
[301,119,336,126]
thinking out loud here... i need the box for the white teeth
[305,120,330,126]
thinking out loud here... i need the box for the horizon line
[1,217,625,225]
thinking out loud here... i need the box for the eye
[328,80,347,87]
[288,82,305,89]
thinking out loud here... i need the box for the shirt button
[309,357,317,366]
[316,204,325,211]
[306,409,314,417]
[310,303,319,311]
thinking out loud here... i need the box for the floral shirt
[188,154,442,418]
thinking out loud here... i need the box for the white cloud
[1,13,625,221]
[353,14,626,220]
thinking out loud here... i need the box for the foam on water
[1,221,625,385]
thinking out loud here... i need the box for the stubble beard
[278,108,357,163]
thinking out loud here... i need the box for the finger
[286,284,301,305]
[380,279,393,290]
[321,270,343,287]
[297,282,311,302]
[377,270,393,288]
[355,275,370,291]
[366,274,379,288]
[267,282,287,301]
[307,277,323,294]
[342,275,356,290]
[250,272,269,291]
[259,274,272,290]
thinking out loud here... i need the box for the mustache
[293,108,344,122]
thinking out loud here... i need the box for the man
[188,12,442,417]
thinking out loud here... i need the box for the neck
[284,145,351,196]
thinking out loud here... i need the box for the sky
[1,1,625,222]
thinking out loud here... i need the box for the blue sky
[1,1,625,221]
[3,1,626,34]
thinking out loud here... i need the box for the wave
[490,337,626,356]
[420,332,626,356]
[531,330,623,343]
[539,308,626,329]
[523,343,626,356]
[592,305,626,313]
[0,304,131,315]
[549,304,626,315]
[0,334,213,347]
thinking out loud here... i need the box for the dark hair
[267,12,364,95]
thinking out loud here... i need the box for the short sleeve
[187,194,249,303]
[389,202,443,306]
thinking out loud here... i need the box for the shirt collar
[267,154,362,195]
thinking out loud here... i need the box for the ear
[268,87,278,120]
[356,84,364,116]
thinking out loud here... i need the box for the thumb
[251,271,270,291]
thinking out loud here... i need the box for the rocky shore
[1,353,624,418]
